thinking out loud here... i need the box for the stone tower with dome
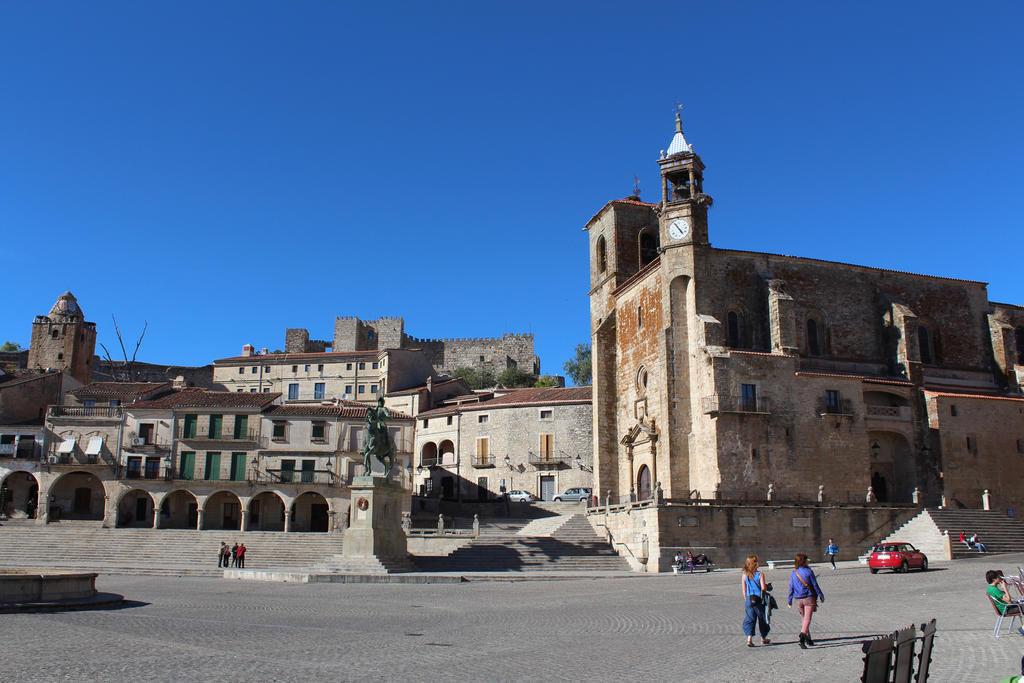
[28,291,97,384]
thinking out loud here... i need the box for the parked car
[553,487,592,503]
[868,542,928,573]
[507,490,537,502]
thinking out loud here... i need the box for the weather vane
[632,174,641,197]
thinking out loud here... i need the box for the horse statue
[361,396,396,478]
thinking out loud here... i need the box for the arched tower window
[638,230,658,268]
[807,318,821,356]
[919,325,934,365]
[596,236,607,273]
[727,311,741,348]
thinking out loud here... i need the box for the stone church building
[588,114,1024,513]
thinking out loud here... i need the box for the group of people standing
[741,553,827,649]
[218,541,246,568]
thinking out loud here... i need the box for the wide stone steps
[877,508,1024,560]
[0,524,344,575]
[413,514,629,572]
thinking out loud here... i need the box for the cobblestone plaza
[4,556,1021,681]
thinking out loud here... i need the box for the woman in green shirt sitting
[987,569,1024,635]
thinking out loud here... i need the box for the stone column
[982,489,992,511]
[152,504,160,529]
[328,510,337,533]
[284,510,292,532]
[240,509,248,532]
[196,509,204,531]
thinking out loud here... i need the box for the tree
[563,343,592,386]
[0,341,23,352]
[497,367,537,388]
[451,366,496,390]
[99,315,147,382]
[534,375,559,388]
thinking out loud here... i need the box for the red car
[868,542,928,573]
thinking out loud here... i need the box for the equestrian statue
[361,396,396,478]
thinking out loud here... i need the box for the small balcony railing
[125,438,172,453]
[177,427,260,442]
[472,455,496,468]
[262,468,340,486]
[528,452,569,468]
[47,405,123,419]
[701,394,771,415]
[117,462,174,481]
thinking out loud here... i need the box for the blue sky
[2,2,1021,381]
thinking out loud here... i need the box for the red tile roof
[386,377,467,396]
[267,402,412,420]
[923,390,1024,402]
[130,389,282,409]
[417,386,591,418]
[795,371,914,386]
[72,382,172,399]
[214,350,381,364]
[584,197,658,230]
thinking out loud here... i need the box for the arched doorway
[248,491,285,531]
[202,491,242,530]
[0,471,39,519]
[160,490,198,529]
[291,491,330,532]
[117,489,155,527]
[869,432,916,503]
[49,471,105,521]
[637,465,652,501]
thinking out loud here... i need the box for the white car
[507,490,537,502]
[553,487,592,503]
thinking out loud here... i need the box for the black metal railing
[117,462,174,481]
[528,452,569,467]
[472,455,496,468]
[177,427,260,441]
[701,394,772,414]
[262,468,340,486]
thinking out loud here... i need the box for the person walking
[218,541,228,568]
[787,553,826,648]
[236,542,247,569]
[741,555,771,647]
[825,538,839,570]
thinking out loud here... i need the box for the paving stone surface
[3,554,1022,681]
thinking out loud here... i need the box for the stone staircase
[412,513,629,572]
[0,520,344,576]
[516,514,572,537]
[876,508,1024,560]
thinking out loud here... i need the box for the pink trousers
[795,597,816,634]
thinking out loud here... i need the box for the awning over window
[58,436,76,453]
[85,436,104,455]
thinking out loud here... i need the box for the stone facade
[0,384,413,534]
[413,387,593,501]
[212,346,437,404]
[587,115,1024,513]
[27,292,96,385]
[285,317,540,377]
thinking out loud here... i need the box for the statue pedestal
[342,476,410,568]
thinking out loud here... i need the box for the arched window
[807,318,821,356]
[919,326,933,365]
[637,305,643,329]
[1016,326,1024,364]
[596,236,607,273]
[639,230,658,268]
[727,311,741,348]
[636,365,648,394]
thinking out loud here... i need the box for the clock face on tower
[668,218,690,241]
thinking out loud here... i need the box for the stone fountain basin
[0,570,98,604]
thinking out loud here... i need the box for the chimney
[172,375,187,390]
[242,344,254,357]
[261,348,269,355]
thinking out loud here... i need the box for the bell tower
[658,112,712,248]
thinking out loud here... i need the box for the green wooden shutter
[281,459,295,483]
[301,459,315,483]
[183,414,197,438]
[233,415,248,440]
[209,415,223,440]
[231,453,246,481]
[180,452,195,480]
[205,452,221,480]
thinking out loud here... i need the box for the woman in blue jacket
[787,553,826,648]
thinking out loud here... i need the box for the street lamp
[504,455,513,490]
